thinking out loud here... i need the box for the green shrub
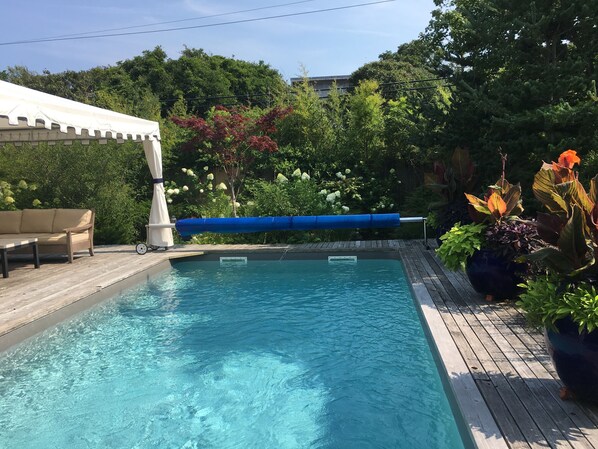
[0,141,150,244]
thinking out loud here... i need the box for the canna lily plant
[464,177,523,224]
[525,149,598,278]
[518,150,598,402]
[464,150,523,225]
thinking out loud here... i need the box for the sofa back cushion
[0,210,23,233]
[20,209,56,233]
[52,209,93,233]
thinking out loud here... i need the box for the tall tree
[427,0,598,186]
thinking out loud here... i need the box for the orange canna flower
[558,150,581,169]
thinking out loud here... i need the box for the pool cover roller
[175,213,401,239]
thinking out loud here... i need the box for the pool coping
[0,245,508,449]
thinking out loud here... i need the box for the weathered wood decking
[1,240,597,449]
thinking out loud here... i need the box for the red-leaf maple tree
[172,105,291,216]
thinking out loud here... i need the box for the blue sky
[1,0,435,81]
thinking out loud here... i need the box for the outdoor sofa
[0,208,94,263]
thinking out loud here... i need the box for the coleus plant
[526,150,598,278]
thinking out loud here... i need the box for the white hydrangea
[301,172,310,181]
[208,183,213,190]
[167,198,173,204]
[182,168,187,173]
[187,169,195,177]
[167,189,174,195]
[389,168,396,174]
[234,201,240,208]
[345,169,351,174]
[199,189,204,193]
[326,193,336,203]
[173,188,180,195]
[276,173,289,183]
[342,206,350,212]
[292,168,302,178]
[335,172,343,179]
[216,182,227,190]
[319,189,328,195]
[334,190,341,198]
[203,166,209,171]
[182,185,189,192]
[207,173,214,181]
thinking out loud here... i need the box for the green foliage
[163,166,234,219]
[436,222,486,271]
[347,80,385,162]
[276,75,336,170]
[426,0,598,189]
[0,142,148,244]
[246,173,334,217]
[0,180,41,210]
[517,276,562,330]
[518,279,598,334]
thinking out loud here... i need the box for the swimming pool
[0,258,469,449]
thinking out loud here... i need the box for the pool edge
[405,267,510,449]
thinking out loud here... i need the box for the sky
[1,0,436,81]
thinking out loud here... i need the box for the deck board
[0,239,597,448]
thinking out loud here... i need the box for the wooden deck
[1,240,597,449]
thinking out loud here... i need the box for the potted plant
[518,149,598,402]
[437,153,541,300]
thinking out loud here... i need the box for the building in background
[290,75,351,98]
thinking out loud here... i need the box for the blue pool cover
[175,213,401,238]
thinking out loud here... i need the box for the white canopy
[0,80,173,247]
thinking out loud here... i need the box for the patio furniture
[0,238,40,278]
[0,209,95,263]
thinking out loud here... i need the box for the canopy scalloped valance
[0,80,160,144]
[0,80,173,247]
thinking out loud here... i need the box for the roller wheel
[136,243,148,255]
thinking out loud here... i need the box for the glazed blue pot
[545,317,598,403]
[465,248,525,300]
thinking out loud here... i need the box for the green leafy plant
[436,222,486,271]
[516,276,562,330]
[518,278,598,333]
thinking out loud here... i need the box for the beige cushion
[36,232,90,245]
[0,211,22,233]
[20,209,56,233]
[0,233,25,240]
[52,209,92,233]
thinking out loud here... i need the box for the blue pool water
[0,259,467,449]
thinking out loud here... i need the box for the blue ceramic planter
[465,248,525,300]
[545,317,598,403]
